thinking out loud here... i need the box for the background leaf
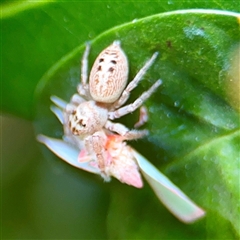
[2,1,240,239]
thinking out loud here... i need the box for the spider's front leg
[85,131,111,181]
[105,120,148,140]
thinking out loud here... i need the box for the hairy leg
[78,42,91,97]
[110,52,159,111]
[108,79,161,120]
[105,120,148,140]
[134,106,148,128]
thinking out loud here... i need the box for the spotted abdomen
[89,41,129,103]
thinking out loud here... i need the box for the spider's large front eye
[78,119,86,128]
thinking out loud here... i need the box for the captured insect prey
[37,41,205,223]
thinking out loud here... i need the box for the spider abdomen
[89,41,129,103]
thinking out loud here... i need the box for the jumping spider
[65,41,162,176]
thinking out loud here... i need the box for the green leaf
[1,1,240,119]
[34,10,240,239]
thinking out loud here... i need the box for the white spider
[37,41,206,223]
[65,41,161,177]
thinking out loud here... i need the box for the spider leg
[109,79,162,120]
[105,120,148,140]
[81,42,90,87]
[65,93,85,113]
[134,106,148,128]
[85,132,110,181]
[71,93,86,105]
[78,42,91,97]
[110,52,159,110]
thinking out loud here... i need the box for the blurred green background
[1,1,240,239]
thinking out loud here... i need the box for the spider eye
[78,119,86,127]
